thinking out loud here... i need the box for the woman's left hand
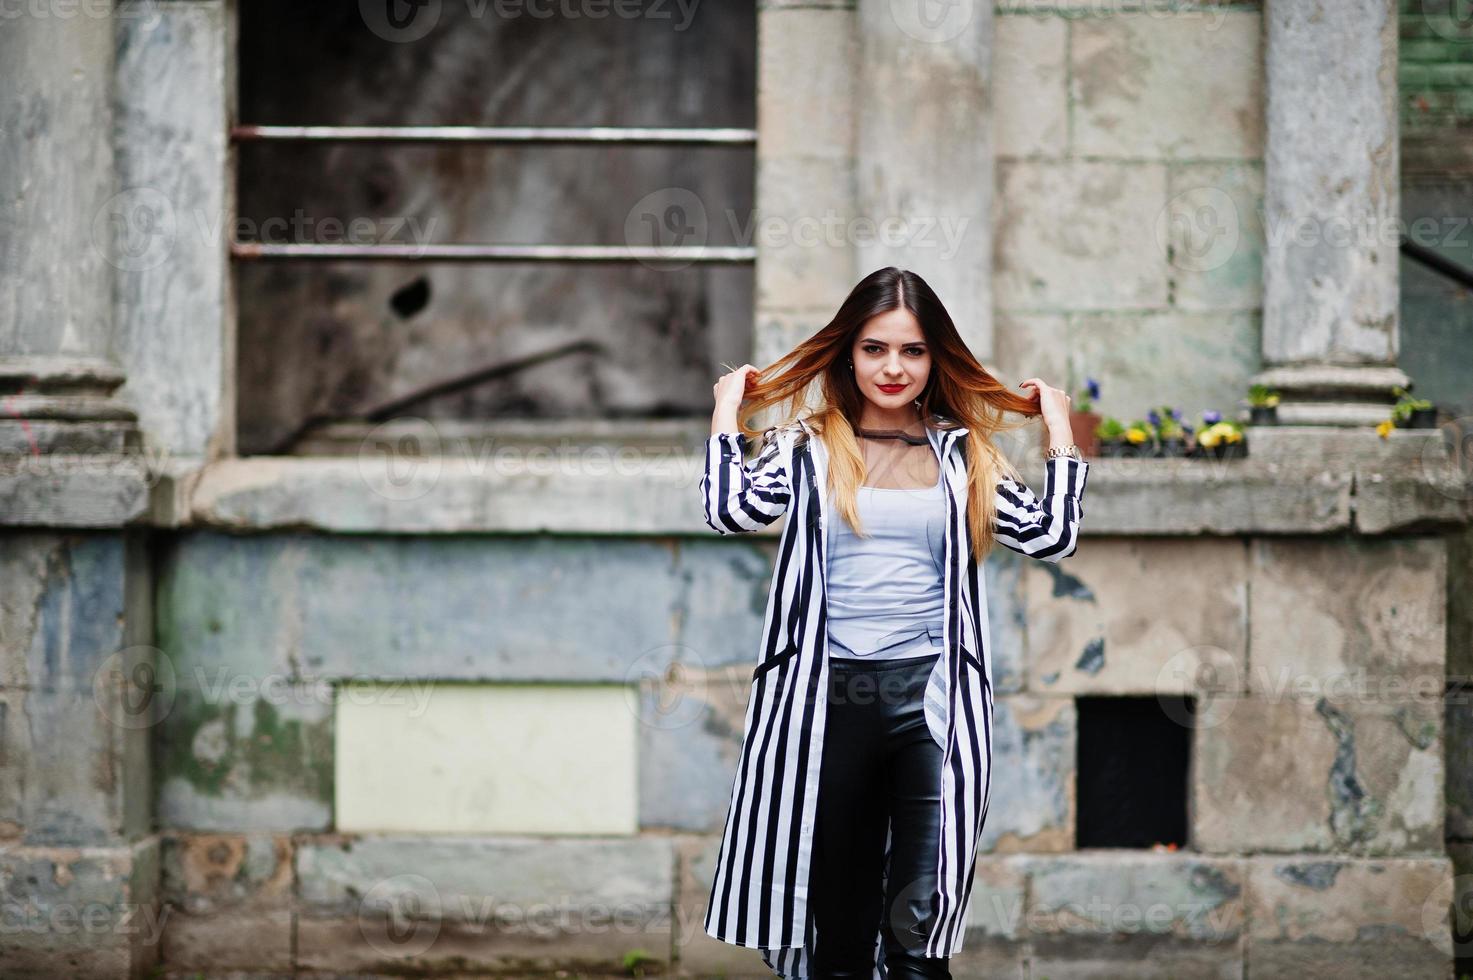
[1018,378,1072,425]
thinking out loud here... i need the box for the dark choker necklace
[856,426,929,446]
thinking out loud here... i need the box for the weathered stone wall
[990,4,1265,425]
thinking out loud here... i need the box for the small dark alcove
[1075,694,1194,849]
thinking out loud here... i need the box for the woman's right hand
[711,364,760,433]
[712,364,761,412]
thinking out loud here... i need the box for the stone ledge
[2,425,1467,535]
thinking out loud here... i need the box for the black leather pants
[810,651,951,980]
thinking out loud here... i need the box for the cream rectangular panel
[335,683,637,834]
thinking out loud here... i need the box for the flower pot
[1071,409,1101,457]
[1249,405,1277,425]
[1121,441,1151,458]
[1211,440,1248,460]
[1158,437,1188,458]
[1406,406,1437,429]
[1097,440,1127,458]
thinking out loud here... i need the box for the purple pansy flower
[1203,409,1222,425]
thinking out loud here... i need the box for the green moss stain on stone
[157,692,332,804]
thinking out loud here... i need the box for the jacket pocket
[752,641,800,681]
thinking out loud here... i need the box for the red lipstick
[877,383,908,393]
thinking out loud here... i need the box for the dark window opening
[1075,694,1193,849]
[233,1,757,455]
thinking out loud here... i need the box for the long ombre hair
[729,267,1044,564]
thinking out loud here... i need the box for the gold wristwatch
[1044,444,1082,460]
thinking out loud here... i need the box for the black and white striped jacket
[698,414,1089,978]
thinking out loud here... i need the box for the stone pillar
[0,8,138,454]
[856,0,994,359]
[753,0,859,373]
[753,0,996,382]
[115,0,234,460]
[1254,0,1407,425]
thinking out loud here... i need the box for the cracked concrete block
[1245,855,1454,979]
[0,839,162,978]
[294,834,674,973]
[1194,697,1444,855]
[995,160,1170,311]
[0,532,128,693]
[638,666,751,832]
[676,833,771,975]
[157,531,699,681]
[1071,12,1264,160]
[758,5,855,162]
[1167,162,1265,312]
[979,695,1075,853]
[1021,851,1246,979]
[993,312,1069,413]
[157,833,293,971]
[155,683,333,833]
[985,547,1030,694]
[0,683,153,846]
[963,854,1030,940]
[1025,538,1247,696]
[995,13,1067,157]
[755,155,857,313]
[1249,538,1447,700]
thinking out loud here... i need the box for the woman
[698,267,1090,980]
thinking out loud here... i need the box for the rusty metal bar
[230,242,756,262]
[231,125,757,146]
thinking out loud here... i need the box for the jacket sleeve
[700,428,793,535]
[992,456,1090,562]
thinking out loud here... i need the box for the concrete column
[0,7,138,454]
[1255,0,1407,425]
[856,0,994,359]
[753,1,860,372]
[115,0,234,460]
[752,0,996,378]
